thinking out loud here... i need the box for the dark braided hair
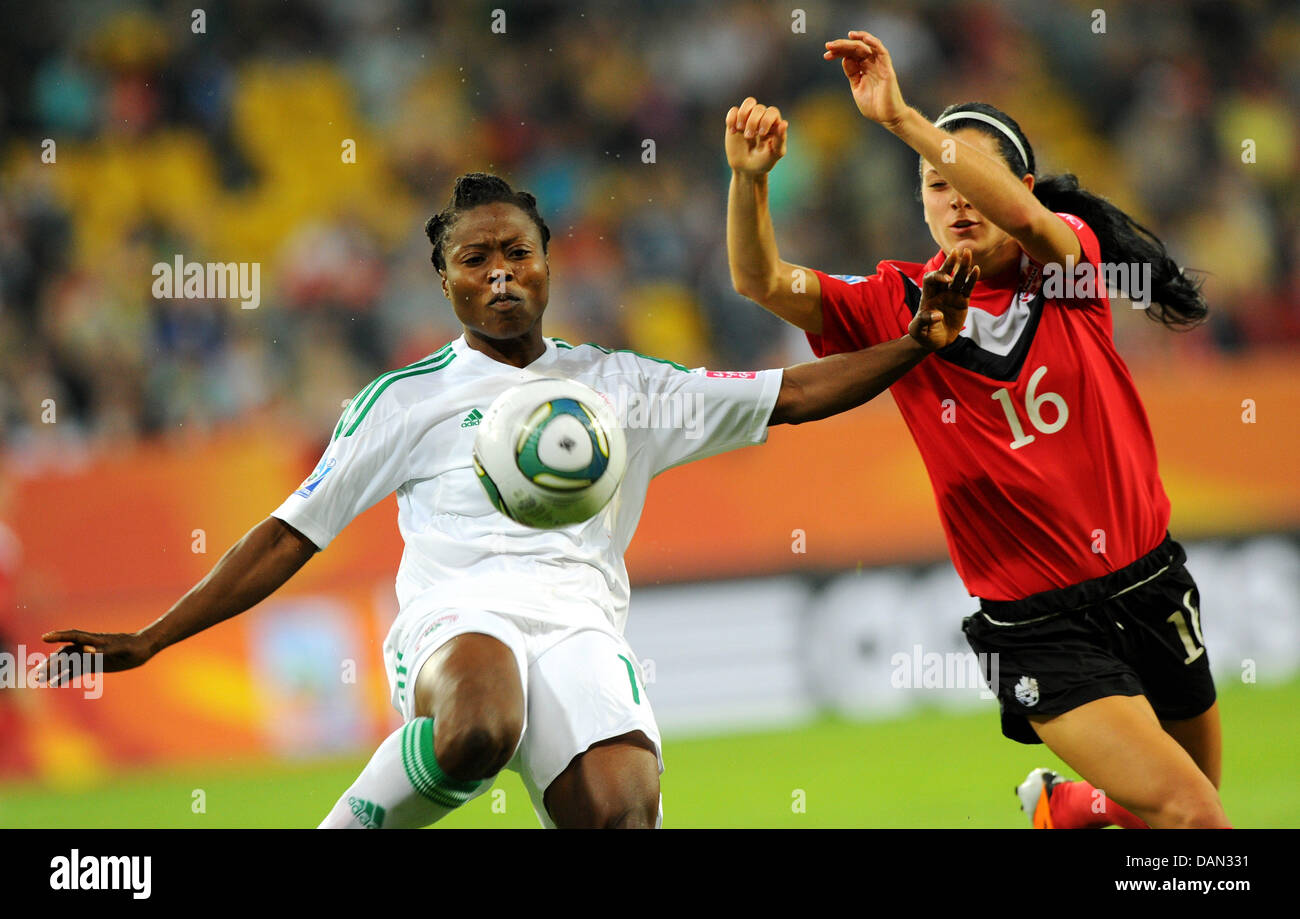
[425,172,551,272]
[926,102,1208,329]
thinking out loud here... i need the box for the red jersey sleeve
[1052,212,1110,314]
[807,266,906,357]
[1058,212,1102,266]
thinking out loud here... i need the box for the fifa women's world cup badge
[294,457,337,499]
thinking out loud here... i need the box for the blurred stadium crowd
[0,0,1297,456]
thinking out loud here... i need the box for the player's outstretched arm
[824,31,1080,268]
[725,97,824,334]
[770,249,976,425]
[37,516,318,683]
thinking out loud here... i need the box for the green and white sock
[319,718,488,829]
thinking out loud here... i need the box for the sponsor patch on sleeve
[704,371,758,379]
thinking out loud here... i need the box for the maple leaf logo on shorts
[1014,675,1040,707]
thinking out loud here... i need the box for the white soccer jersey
[271,334,783,635]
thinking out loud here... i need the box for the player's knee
[433,717,521,782]
[1169,798,1229,829]
[585,777,658,829]
[1148,789,1228,829]
[606,799,658,829]
[588,794,658,829]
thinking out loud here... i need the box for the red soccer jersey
[809,213,1171,601]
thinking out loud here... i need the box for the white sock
[319,717,489,829]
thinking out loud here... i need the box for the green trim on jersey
[550,337,574,350]
[338,340,454,439]
[617,654,641,705]
[334,343,454,439]
[343,353,455,437]
[570,341,689,373]
[333,344,457,440]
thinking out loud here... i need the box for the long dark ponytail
[932,102,1207,329]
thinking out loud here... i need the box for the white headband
[934,110,1029,174]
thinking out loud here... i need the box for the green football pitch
[2,676,1296,828]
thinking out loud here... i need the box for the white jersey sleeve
[270,390,410,551]
[625,360,784,476]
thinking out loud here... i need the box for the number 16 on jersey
[991,365,1069,450]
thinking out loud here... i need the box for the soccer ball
[472,377,627,529]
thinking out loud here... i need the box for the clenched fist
[725,97,788,175]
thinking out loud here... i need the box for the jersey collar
[453,333,558,372]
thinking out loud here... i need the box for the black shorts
[962,534,1217,745]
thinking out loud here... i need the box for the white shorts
[384,607,664,828]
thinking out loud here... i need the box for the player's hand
[32,629,154,685]
[909,248,978,351]
[824,31,908,130]
[725,98,788,175]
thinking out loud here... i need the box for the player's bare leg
[543,730,660,828]
[1028,694,1228,828]
[319,632,523,828]
[412,633,525,780]
[1161,701,1222,789]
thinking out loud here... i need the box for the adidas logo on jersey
[348,796,386,829]
[461,408,483,428]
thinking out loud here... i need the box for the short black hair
[424,172,551,272]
